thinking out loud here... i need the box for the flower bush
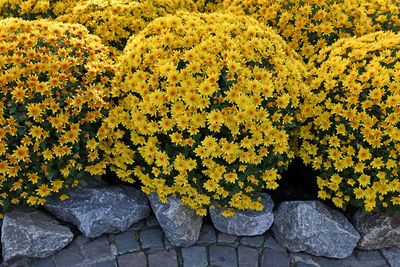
[56,0,199,55]
[0,18,114,214]
[193,0,224,12]
[299,31,400,212]
[0,0,78,19]
[99,11,309,216]
[223,0,400,61]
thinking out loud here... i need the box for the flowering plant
[99,11,308,216]
[299,31,400,212]
[0,18,114,215]
[56,0,199,55]
[0,0,77,19]
[223,0,400,61]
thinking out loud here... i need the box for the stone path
[2,214,399,267]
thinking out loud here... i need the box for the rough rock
[2,207,73,262]
[210,193,274,236]
[353,209,400,250]
[272,201,360,259]
[45,186,150,238]
[381,247,400,267]
[148,193,202,247]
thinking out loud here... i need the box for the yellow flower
[36,184,51,197]
[13,145,29,162]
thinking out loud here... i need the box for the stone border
[5,214,397,267]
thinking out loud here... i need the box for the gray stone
[241,236,264,248]
[238,246,259,267]
[197,224,216,244]
[92,260,117,267]
[381,247,400,267]
[79,235,113,261]
[128,221,145,231]
[31,257,56,267]
[356,249,386,262]
[209,246,238,267]
[272,201,360,259]
[210,193,274,236]
[263,234,287,252]
[164,238,173,250]
[53,238,85,267]
[312,256,343,267]
[118,252,147,267]
[115,231,140,254]
[45,186,150,238]
[353,210,400,250]
[181,246,208,267]
[148,249,178,267]
[139,229,164,249]
[146,215,159,227]
[149,193,202,247]
[290,253,320,267]
[1,207,73,262]
[261,248,290,267]
[218,233,238,244]
[341,254,362,267]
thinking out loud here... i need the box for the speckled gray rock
[381,247,400,267]
[210,193,274,236]
[2,207,73,262]
[353,209,400,250]
[148,193,202,247]
[272,201,360,259]
[45,186,150,238]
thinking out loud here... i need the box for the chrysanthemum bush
[192,0,223,12]
[99,11,309,216]
[56,0,199,55]
[299,31,400,212]
[222,0,400,61]
[0,0,78,19]
[0,18,114,214]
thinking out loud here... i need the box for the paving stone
[218,233,238,244]
[209,246,238,267]
[79,235,113,261]
[381,247,400,267]
[164,238,174,250]
[311,256,343,267]
[295,263,315,267]
[261,248,290,267]
[128,221,145,231]
[146,215,159,227]
[197,224,217,245]
[118,252,147,267]
[341,255,363,267]
[115,231,140,254]
[181,246,208,267]
[241,236,264,248]
[263,235,287,252]
[238,246,259,267]
[148,249,178,267]
[290,252,320,267]
[140,229,164,250]
[356,249,388,266]
[53,239,85,267]
[91,260,117,267]
[30,257,56,267]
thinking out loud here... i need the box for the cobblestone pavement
[2,214,398,267]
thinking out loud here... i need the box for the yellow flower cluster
[223,0,400,61]
[56,0,199,55]
[299,31,400,212]
[0,18,114,212]
[0,0,77,19]
[192,0,224,12]
[99,11,308,216]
